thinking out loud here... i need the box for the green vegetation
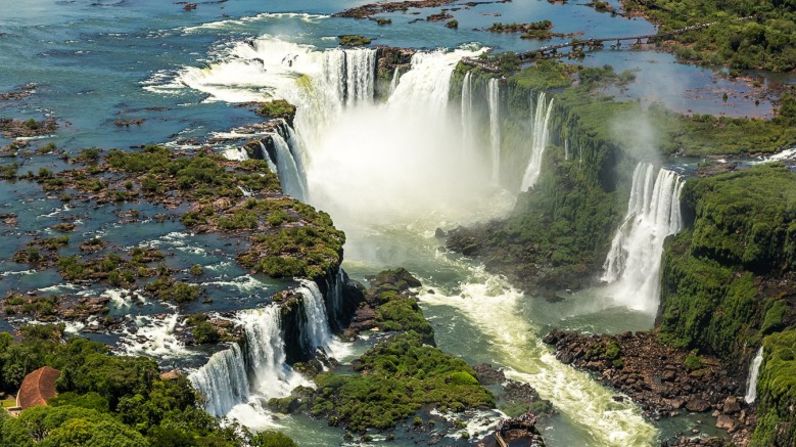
[487,20,560,39]
[0,163,18,180]
[353,269,434,343]
[186,314,223,345]
[750,330,796,447]
[0,325,297,446]
[338,35,372,46]
[257,100,296,123]
[658,164,796,359]
[35,146,343,280]
[309,332,494,432]
[622,0,796,72]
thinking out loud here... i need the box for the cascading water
[175,38,656,445]
[297,280,333,351]
[189,344,250,417]
[269,132,307,200]
[520,91,555,191]
[745,346,764,404]
[488,78,501,182]
[259,141,278,173]
[344,48,376,106]
[602,162,685,313]
[461,71,475,156]
[239,306,309,398]
[190,305,312,421]
[389,67,400,94]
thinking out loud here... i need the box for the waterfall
[602,163,685,313]
[387,50,462,114]
[188,344,250,417]
[190,304,313,418]
[259,141,278,173]
[745,346,764,404]
[320,47,376,108]
[345,48,376,106]
[520,92,555,191]
[298,280,332,351]
[223,147,249,162]
[488,78,501,183]
[389,67,400,95]
[269,132,307,200]
[322,49,347,110]
[238,306,308,398]
[327,269,345,329]
[461,71,475,156]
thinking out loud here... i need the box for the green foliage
[658,165,796,361]
[750,330,796,446]
[622,0,796,72]
[258,100,296,122]
[683,351,704,370]
[338,35,372,46]
[0,163,18,180]
[375,296,434,344]
[511,60,576,90]
[310,332,493,432]
[684,164,796,273]
[250,430,298,447]
[0,332,270,447]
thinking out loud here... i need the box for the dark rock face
[543,330,755,444]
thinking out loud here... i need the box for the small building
[15,366,61,410]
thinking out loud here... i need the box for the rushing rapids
[602,163,685,313]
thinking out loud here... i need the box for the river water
[0,1,753,445]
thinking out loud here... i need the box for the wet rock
[715,414,737,431]
[686,398,710,413]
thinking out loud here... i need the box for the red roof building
[16,366,60,410]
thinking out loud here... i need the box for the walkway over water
[462,16,753,72]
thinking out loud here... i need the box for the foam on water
[420,270,657,447]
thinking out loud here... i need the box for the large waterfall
[520,92,555,191]
[745,346,764,404]
[488,78,501,183]
[602,162,685,312]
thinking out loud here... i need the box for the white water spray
[189,344,250,417]
[298,280,333,351]
[602,162,685,313]
[520,91,555,191]
[420,271,657,446]
[745,346,764,404]
[269,132,307,200]
[488,78,501,182]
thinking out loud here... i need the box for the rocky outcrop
[543,330,755,443]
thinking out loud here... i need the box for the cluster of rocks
[0,117,57,138]
[0,83,36,102]
[543,330,755,444]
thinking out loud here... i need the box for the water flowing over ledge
[188,273,347,426]
[744,346,764,404]
[602,162,685,313]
